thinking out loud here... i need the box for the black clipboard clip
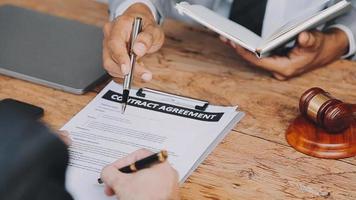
[136,88,209,111]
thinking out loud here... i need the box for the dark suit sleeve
[0,106,73,200]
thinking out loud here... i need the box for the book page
[62,81,244,200]
[265,0,330,43]
[176,2,262,52]
[258,0,351,56]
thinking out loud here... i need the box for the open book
[176,0,352,58]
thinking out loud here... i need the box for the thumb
[101,165,130,191]
[272,73,287,81]
[297,31,320,49]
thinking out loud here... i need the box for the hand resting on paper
[100,149,180,200]
[220,28,350,80]
[102,3,164,82]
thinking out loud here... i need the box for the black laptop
[0,5,108,94]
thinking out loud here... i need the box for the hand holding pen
[98,150,168,184]
[100,149,180,200]
[102,3,165,81]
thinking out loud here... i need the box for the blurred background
[96,0,108,3]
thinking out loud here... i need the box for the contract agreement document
[62,81,244,200]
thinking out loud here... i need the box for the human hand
[221,28,349,80]
[101,149,180,200]
[103,3,165,82]
[56,130,72,146]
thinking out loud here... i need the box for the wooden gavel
[300,87,356,133]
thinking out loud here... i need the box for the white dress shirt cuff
[112,0,159,23]
[327,24,356,59]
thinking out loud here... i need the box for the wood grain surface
[0,0,356,199]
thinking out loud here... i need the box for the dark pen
[122,17,143,114]
[97,150,168,184]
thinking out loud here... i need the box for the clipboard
[63,80,245,199]
[136,88,209,111]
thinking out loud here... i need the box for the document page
[176,2,262,52]
[62,81,244,200]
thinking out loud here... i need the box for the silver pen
[122,17,143,113]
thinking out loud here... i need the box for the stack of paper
[62,81,244,199]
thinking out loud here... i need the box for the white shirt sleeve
[112,0,159,22]
[327,24,356,59]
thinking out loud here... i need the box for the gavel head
[299,87,354,133]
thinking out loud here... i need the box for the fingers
[151,161,178,179]
[133,25,164,57]
[298,31,314,47]
[272,73,287,81]
[101,149,179,200]
[219,35,237,48]
[57,130,72,146]
[103,18,159,80]
[103,38,122,77]
[104,45,152,81]
[106,17,132,75]
[235,45,303,78]
[148,161,180,198]
[222,38,287,75]
[111,149,154,169]
[219,35,228,43]
[108,38,131,75]
[103,22,129,77]
[101,165,130,193]
[231,31,325,79]
[136,61,153,82]
[103,23,152,81]
[104,186,115,196]
[100,149,154,196]
[133,35,151,57]
[235,45,287,72]
[298,31,323,50]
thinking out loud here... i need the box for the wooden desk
[0,0,355,199]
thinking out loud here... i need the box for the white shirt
[112,0,356,58]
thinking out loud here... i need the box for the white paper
[176,1,351,58]
[62,81,244,200]
[176,2,262,52]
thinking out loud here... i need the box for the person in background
[103,0,356,80]
[0,106,180,200]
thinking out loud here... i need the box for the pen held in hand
[97,150,168,184]
[121,17,143,114]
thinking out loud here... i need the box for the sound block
[286,116,356,159]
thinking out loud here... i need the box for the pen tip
[97,178,103,184]
[121,104,127,114]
